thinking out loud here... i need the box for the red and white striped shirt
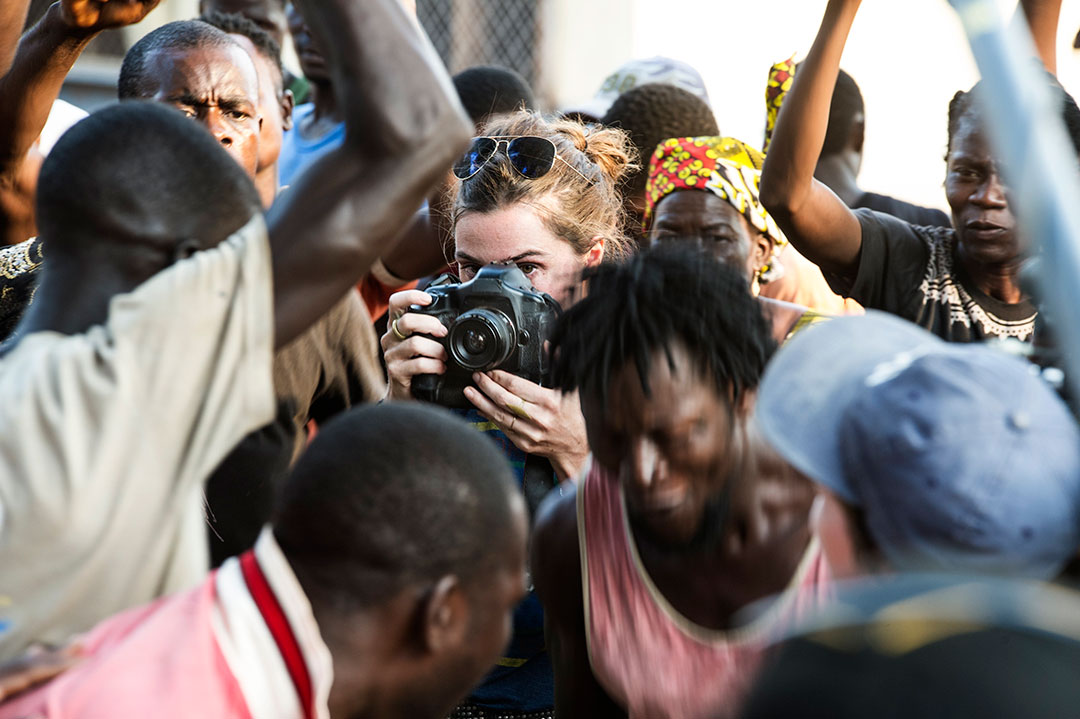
[0,529,333,719]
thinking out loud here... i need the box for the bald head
[274,403,526,609]
[36,102,260,261]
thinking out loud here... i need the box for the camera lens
[463,328,488,355]
[449,309,516,371]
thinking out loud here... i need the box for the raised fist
[60,0,162,33]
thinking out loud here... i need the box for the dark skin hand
[0,0,161,242]
[759,0,1038,306]
[532,345,815,717]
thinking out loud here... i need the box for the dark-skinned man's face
[287,4,329,85]
[142,44,263,179]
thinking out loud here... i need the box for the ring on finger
[509,400,533,422]
[391,318,408,341]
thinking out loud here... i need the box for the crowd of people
[0,0,1079,717]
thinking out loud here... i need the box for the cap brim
[754,311,943,504]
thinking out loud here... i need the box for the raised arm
[0,0,33,74]
[0,1,160,210]
[759,0,863,278]
[1017,0,1062,74]
[267,0,471,348]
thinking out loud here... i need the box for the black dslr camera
[410,264,561,408]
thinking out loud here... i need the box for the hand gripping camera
[410,264,561,408]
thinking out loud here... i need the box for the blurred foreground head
[273,403,528,718]
[755,311,1080,580]
[742,575,1080,719]
[550,244,775,547]
[37,102,260,274]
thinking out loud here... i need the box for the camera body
[410,264,561,408]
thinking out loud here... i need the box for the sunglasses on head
[453,136,595,184]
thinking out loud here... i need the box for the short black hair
[273,404,520,611]
[119,20,238,99]
[822,68,864,156]
[36,102,260,252]
[452,65,535,125]
[199,10,284,85]
[550,244,776,405]
[947,74,1080,157]
[601,83,720,200]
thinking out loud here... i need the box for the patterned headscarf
[643,136,787,282]
[763,56,797,153]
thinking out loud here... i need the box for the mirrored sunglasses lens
[507,137,556,179]
[453,138,498,179]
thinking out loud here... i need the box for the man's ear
[421,575,468,654]
[280,89,296,132]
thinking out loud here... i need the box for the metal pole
[948,0,1080,402]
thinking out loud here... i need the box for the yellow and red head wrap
[643,136,787,279]
[763,56,797,153]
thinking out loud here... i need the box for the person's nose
[205,109,235,150]
[628,437,664,491]
[971,170,1007,209]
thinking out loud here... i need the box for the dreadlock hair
[549,243,776,407]
[453,110,636,262]
[199,10,284,88]
[601,82,719,201]
[947,74,1080,158]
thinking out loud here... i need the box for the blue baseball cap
[755,311,1080,579]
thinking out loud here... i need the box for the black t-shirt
[854,191,952,228]
[827,209,1036,342]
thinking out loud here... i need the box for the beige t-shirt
[0,216,275,658]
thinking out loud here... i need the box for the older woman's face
[648,191,769,284]
[454,203,603,309]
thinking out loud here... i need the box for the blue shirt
[457,408,555,712]
[277,103,345,188]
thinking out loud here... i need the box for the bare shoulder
[531,484,584,621]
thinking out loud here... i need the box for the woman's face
[454,203,603,309]
[648,190,772,284]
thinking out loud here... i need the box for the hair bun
[581,125,637,187]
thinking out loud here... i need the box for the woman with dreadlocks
[531,244,831,719]
[380,110,634,719]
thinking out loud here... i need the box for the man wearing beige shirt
[0,0,471,659]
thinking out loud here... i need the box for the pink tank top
[579,460,832,719]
